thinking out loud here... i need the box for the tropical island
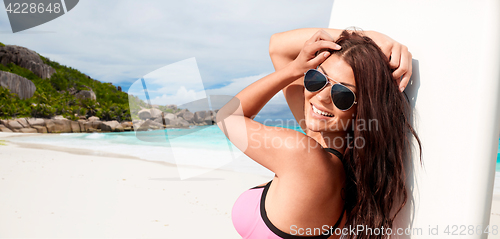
[0,42,218,133]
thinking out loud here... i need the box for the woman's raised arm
[269,28,343,71]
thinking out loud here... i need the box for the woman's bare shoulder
[277,142,346,184]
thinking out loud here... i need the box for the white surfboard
[329,0,500,238]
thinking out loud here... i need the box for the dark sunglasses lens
[331,84,355,110]
[304,70,327,92]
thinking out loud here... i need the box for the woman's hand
[285,30,341,78]
[365,31,412,92]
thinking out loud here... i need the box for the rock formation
[88,116,99,122]
[0,45,56,79]
[163,113,177,125]
[193,110,217,125]
[150,108,163,118]
[74,90,96,101]
[0,116,130,133]
[138,109,152,120]
[101,120,124,132]
[0,107,220,134]
[0,71,36,99]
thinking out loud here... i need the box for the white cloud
[150,86,206,106]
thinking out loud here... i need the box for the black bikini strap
[332,208,345,230]
[324,147,343,160]
[324,147,347,230]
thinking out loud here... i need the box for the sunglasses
[303,68,357,111]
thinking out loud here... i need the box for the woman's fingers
[399,73,411,92]
[306,30,341,50]
[393,50,413,92]
[307,41,340,67]
[312,40,340,53]
[290,39,338,74]
[290,30,342,75]
[389,44,402,69]
[401,53,413,91]
[301,40,339,60]
[310,50,331,66]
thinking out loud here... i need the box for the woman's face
[304,55,357,133]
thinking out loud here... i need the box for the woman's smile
[310,103,334,118]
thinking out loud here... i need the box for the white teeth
[312,104,334,117]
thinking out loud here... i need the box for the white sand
[0,133,270,238]
[1,132,499,239]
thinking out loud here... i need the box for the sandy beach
[1,132,500,239]
[0,133,270,238]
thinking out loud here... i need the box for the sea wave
[85,133,105,139]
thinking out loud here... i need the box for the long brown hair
[331,30,422,239]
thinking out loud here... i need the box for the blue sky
[0,0,334,121]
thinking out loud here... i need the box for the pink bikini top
[231,147,345,239]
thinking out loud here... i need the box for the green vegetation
[0,56,131,121]
[0,42,5,47]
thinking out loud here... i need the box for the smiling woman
[216,28,421,239]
